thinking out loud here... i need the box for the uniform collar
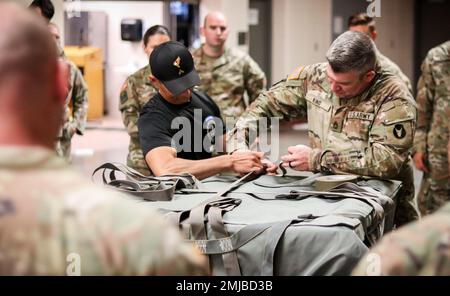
[198,45,229,69]
[0,146,67,170]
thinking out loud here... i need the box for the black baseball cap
[150,41,201,96]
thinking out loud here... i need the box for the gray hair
[326,31,377,75]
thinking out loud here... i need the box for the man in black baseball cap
[150,41,201,97]
[138,41,267,179]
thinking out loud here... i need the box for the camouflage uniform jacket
[56,45,88,159]
[192,46,267,118]
[60,59,88,138]
[413,41,450,155]
[352,202,450,276]
[377,51,413,94]
[119,65,156,175]
[0,146,208,275]
[230,62,419,225]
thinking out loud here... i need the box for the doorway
[249,0,272,86]
[164,0,200,49]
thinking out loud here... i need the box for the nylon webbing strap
[188,171,255,240]
[92,162,201,201]
[208,206,242,276]
[261,220,295,276]
[186,171,255,272]
[190,222,273,255]
[189,219,299,275]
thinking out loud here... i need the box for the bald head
[0,3,66,148]
[201,11,229,54]
[203,11,228,28]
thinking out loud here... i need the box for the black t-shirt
[138,90,224,160]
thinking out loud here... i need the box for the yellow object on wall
[64,46,104,120]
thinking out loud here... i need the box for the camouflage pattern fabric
[377,51,413,94]
[448,105,450,174]
[56,44,88,161]
[413,41,450,215]
[229,62,419,227]
[0,146,208,275]
[192,46,266,118]
[119,66,156,176]
[352,202,450,276]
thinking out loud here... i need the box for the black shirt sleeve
[138,109,173,157]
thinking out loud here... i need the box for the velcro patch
[288,66,305,81]
[393,124,407,139]
[347,111,375,121]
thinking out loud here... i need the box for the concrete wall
[271,0,333,83]
[68,1,165,119]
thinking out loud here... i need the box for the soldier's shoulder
[122,66,152,92]
[377,73,414,103]
[191,46,204,61]
[375,79,416,125]
[226,47,252,63]
[287,63,326,81]
[377,53,402,73]
[130,65,151,81]
[55,173,166,230]
[390,206,450,246]
[427,41,450,63]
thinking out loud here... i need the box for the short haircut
[29,0,55,21]
[326,31,377,75]
[143,25,170,47]
[348,12,376,33]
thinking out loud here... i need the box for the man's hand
[281,145,312,171]
[261,159,278,175]
[413,152,429,173]
[230,151,265,175]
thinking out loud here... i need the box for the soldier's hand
[262,159,278,175]
[230,151,264,175]
[413,152,429,173]
[281,145,312,171]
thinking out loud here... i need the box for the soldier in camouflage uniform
[192,11,266,118]
[348,13,413,94]
[48,23,88,160]
[352,202,450,276]
[413,41,450,215]
[0,4,208,275]
[119,25,171,175]
[229,31,419,227]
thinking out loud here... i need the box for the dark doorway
[164,1,200,48]
[415,0,450,85]
[249,0,272,86]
